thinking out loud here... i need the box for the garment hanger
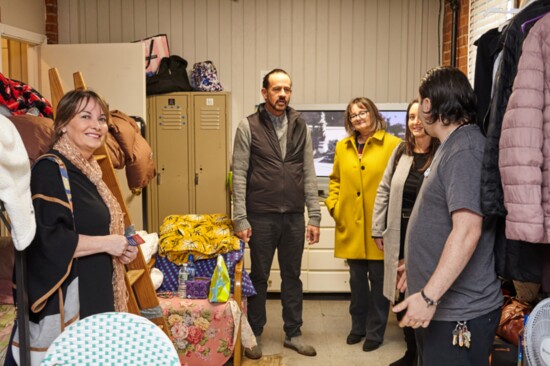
[484,0,538,17]
[521,11,549,32]
[481,5,520,31]
[484,7,521,15]
[484,0,540,16]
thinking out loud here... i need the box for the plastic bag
[136,34,170,76]
[208,255,230,303]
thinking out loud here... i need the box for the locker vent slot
[159,108,186,130]
[199,108,221,130]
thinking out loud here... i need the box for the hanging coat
[499,13,550,244]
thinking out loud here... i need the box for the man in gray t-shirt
[394,67,502,366]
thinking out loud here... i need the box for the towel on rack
[0,115,36,250]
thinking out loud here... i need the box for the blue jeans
[415,307,501,366]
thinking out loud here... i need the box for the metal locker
[146,92,231,232]
[192,94,230,215]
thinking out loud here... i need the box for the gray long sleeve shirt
[232,110,321,232]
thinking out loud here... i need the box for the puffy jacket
[499,13,550,244]
[480,0,550,216]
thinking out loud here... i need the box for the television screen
[293,103,408,196]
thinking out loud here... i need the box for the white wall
[57,0,441,139]
[0,0,45,35]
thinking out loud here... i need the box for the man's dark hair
[262,68,291,89]
[419,66,476,126]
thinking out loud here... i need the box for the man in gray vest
[232,68,321,359]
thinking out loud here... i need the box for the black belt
[402,208,412,219]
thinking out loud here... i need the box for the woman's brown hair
[400,98,439,172]
[51,89,109,146]
[344,97,387,136]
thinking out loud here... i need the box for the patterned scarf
[54,133,129,312]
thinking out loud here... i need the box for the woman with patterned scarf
[6,89,137,365]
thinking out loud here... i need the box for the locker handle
[195,173,199,185]
[157,172,161,185]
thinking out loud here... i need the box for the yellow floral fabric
[0,304,16,363]
[159,214,241,264]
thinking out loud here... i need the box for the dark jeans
[396,292,417,354]
[247,213,305,338]
[348,259,389,343]
[415,307,501,366]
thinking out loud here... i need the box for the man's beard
[269,97,288,111]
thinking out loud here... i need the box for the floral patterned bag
[190,61,224,92]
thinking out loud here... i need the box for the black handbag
[146,55,193,96]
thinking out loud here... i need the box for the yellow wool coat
[325,130,401,260]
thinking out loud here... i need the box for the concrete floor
[250,295,408,366]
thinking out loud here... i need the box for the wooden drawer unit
[307,271,350,292]
[243,248,307,270]
[267,270,308,292]
[319,205,335,227]
[311,227,335,249]
[308,249,348,271]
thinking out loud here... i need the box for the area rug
[242,354,283,366]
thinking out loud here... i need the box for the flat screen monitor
[292,103,408,197]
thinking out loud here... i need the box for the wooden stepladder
[48,68,169,335]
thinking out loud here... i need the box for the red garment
[0,73,53,117]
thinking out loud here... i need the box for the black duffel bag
[146,55,193,95]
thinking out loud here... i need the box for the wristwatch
[421,288,441,307]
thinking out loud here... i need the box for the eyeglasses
[349,110,369,122]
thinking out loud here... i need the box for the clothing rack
[0,202,30,366]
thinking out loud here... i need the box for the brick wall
[442,0,469,75]
[45,0,58,44]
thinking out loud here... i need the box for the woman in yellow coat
[326,97,401,351]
